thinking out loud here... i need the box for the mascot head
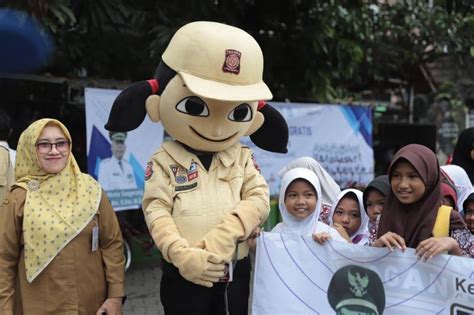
[105,21,288,153]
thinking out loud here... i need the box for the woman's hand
[372,232,406,251]
[332,223,351,242]
[415,237,461,261]
[96,297,123,315]
[312,232,331,245]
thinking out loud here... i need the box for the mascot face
[159,75,259,152]
[105,21,288,154]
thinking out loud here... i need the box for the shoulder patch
[251,153,261,173]
[145,161,153,180]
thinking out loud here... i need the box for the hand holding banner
[252,232,474,315]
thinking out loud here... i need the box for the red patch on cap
[222,49,241,74]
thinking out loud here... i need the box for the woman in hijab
[277,156,341,224]
[451,127,474,183]
[0,119,125,314]
[373,144,472,259]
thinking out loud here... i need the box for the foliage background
[5,0,474,103]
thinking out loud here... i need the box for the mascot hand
[196,202,261,262]
[169,244,226,287]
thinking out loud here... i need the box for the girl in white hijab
[327,189,370,245]
[277,156,341,224]
[272,167,346,242]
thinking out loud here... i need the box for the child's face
[332,197,361,236]
[365,189,385,223]
[284,179,318,220]
[464,200,474,233]
[390,160,426,204]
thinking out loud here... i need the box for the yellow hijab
[15,118,101,282]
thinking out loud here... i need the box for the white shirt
[98,155,137,191]
[0,141,16,165]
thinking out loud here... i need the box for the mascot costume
[105,21,288,314]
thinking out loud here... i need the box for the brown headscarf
[377,144,465,248]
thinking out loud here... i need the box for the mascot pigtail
[252,101,288,153]
[104,60,176,132]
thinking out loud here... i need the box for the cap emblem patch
[222,49,241,74]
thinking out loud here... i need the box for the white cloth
[277,156,340,209]
[98,155,137,191]
[0,140,16,165]
[328,188,369,245]
[441,164,473,214]
[272,167,346,242]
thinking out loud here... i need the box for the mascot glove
[196,200,261,262]
[168,243,226,287]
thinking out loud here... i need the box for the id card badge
[91,225,99,252]
[218,261,233,282]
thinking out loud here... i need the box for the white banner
[243,102,374,195]
[84,88,164,211]
[85,94,373,207]
[252,232,474,315]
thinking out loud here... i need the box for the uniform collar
[162,141,242,169]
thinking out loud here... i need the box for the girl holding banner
[373,144,473,259]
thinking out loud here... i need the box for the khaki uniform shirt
[143,141,269,260]
[0,188,125,315]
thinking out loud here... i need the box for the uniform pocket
[173,183,202,216]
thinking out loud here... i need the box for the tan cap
[162,21,272,102]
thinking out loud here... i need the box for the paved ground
[124,265,164,314]
[123,260,256,314]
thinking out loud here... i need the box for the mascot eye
[176,97,209,117]
[228,103,252,122]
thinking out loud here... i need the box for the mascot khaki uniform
[105,21,288,315]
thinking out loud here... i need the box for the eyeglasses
[35,140,70,153]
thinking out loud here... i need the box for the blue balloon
[0,9,54,73]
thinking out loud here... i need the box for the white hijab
[273,168,323,235]
[441,164,473,214]
[272,168,347,242]
[277,156,340,208]
[328,189,369,245]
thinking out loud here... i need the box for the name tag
[92,225,99,252]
